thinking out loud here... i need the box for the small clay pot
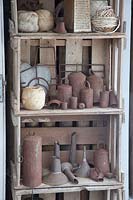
[48,100,62,109]
[70,97,78,109]
[109,91,118,108]
[54,21,67,33]
[57,84,72,106]
[100,91,109,108]
[78,103,85,109]
[61,102,68,110]
[80,81,93,108]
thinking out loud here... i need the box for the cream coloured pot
[22,86,46,110]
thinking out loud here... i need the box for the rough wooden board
[64,192,80,200]
[21,40,30,63]
[65,39,82,79]
[39,39,56,83]
[105,40,112,90]
[92,40,106,78]
[40,193,56,200]
[89,191,105,200]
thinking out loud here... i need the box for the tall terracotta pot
[80,81,93,108]
[57,84,72,105]
[22,135,42,187]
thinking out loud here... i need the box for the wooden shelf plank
[13,178,123,196]
[12,32,126,40]
[13,107,123,117]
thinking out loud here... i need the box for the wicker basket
[92,16,120,33]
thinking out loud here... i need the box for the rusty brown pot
[54,21,67,33]
[87,70,104,103]
[109,90,118,108]
[22,135,42,187]
[70,97,78,109]
[89,168,104,182]
[57,84,72,106]
[94,145,110,175]
[100,91,109,108]
[80,81,93,108]
[68,72,86,99]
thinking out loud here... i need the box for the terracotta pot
[70,97,78,109]
[100,91,109,108]
[57,84,72,106]
[48,99,62,109]
[94,145,110,175]
[109,90,118,108]
[22,136,42,187]
[80,81,93,108]
[75,146,90,178]
[87,70,104,103]
[78,103,85,109]
[68,72,86,99]
[54,21,67,33]
[61,102,68,110]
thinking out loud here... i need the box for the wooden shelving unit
[10,0,125,199]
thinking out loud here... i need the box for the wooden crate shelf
[11,32,126,40]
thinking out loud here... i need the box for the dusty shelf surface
[13,32,126,40]
[15,107,123,117]
[13,177,123,195]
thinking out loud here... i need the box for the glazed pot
[94,145,110,175]
[68,72,86,99]
[22,86,46,110]
[87,70,104,103]
[57,84,72,105]
[80,81,93,108]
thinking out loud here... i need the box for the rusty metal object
[94,145,110,175]
[89,168,104,182]
[61,102,68,110]
[78,103,86,109]
[57,84,72,105]
[109,90,118,108]
[70,97,78,109]
[80,81,93,108]
[22,136,42,187]
[54,141,60,158]
[62,162,78,184]
[54,21,67,34]
[69,132,77,168]
[75,146,90,178]
[48,99,62,109]
[68,72,86,99]
[87,70,104,103]
[100,91,109,108]
[44,156,68,186]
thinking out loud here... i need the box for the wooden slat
[11,0,18,33]
[39,39,56,83]
[92,40,105,78]
[64,192,80,200]
[89,191,105,200]
[21,40,30,63]
[105,40,112,90]
[65,39,82,79]
[40,193,56,200]
[21,127,107,145]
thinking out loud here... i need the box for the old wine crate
[64,0,91,32]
